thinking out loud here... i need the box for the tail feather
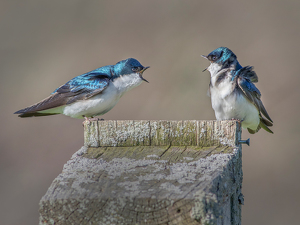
[247,128,257,134]
[261,117,273,127]
[259,120,273,134]
[247,116,273,134]
[17,112,60,118]
[15,93,64,113]
[247,126,261,134]
[14,92,67,118]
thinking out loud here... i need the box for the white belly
[62,85,121,118]
[40,73,144,119]
[210,82,260,130]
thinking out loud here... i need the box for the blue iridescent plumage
[52,67,112,96]
[14,58,149,119]
[202,47,273,134]
[238,77,261,96]
[113,58,144,77]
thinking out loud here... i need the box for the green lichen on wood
[169,120,198,146]
[84,120,99,147]
[150,120,170,146]
[83,145,234,163]
[41,120,242,225]
[84,146,170,160]
[84,120,240,148]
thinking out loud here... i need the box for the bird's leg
[82,115,91,125]
[230,118,243,126]
[82,116,104,125]
[89,117,104,121]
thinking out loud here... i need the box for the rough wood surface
[39,120,243,225]
[84,120,240,148]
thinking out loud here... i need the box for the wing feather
[236,67,273,133]
[15,73,110,117]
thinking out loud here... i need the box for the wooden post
[39,120,243,225]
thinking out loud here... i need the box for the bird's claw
[230,118,243,125]
[82,117,104,125]
[83,116,91,126]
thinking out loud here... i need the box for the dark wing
[14,73,110,117]
[55,73,110,104]
[236,66,258,83]
[236,67,273,133]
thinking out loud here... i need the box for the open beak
[201,55,208,72]
[139,66,150,83]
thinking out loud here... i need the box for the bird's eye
[208,55,217,61]
[132,67,141,72]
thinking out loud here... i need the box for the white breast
[210,76,235,119]
[209,68,260,130]
[113,73,143,93]
[62,73,143,118]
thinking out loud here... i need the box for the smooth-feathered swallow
[202,47,273,134]
[14,58,149,120]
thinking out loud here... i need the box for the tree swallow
[14,58,149,120]
[202,47,273,134]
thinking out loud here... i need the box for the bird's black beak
[139,66,150,83]
[201,55,208,72]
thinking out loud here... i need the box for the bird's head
[202,47,240,74]
[113,58,149,83]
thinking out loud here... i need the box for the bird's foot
[83,116,91,126]
[90,117,104,121]
[82,116,105,126]
[230,118,243,125]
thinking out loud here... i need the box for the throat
[208,62,237,86]
[113,73,143,93]
[210,69,233,88]
[210,73,235,100]
[208,63,223,76]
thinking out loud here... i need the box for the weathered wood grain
[84,120,241,147]
[40,120,243,225]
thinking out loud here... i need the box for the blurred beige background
[1,1,299,224]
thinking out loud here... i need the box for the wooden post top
[40,120,243,225]
[84,120,241,148]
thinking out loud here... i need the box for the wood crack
[159,143,172,158]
